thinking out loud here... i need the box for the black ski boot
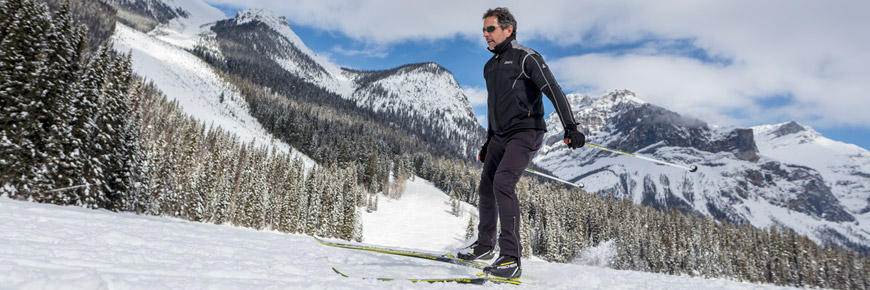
[456,241,495,261]
[483,255,521,279]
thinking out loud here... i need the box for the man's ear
[506,25,514,38]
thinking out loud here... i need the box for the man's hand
[478,142,489,163]
[479,130,494,163]
[563,124,585,149]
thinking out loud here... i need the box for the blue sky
[206,1,870,151]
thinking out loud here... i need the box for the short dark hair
[483,7,517,37]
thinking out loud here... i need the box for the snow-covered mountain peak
[345,62,481,152]
[397,62,451,77]
[600,89,647,105]
[232,9,291,30]
[568,89,646,114]
[215,9,352,96]
[559,89,701,137]
[752,121,870,219]
[753,121,820,140]
[536,89,870,252]
[752,121,839,155]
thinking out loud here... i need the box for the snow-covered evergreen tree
[0,0,53,197]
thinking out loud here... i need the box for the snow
[753,121,870,206]
[149,0,228,50]
[0,177,802,290]
[752,121,870,237]
[361,177,476,251]
[111,23,315,168]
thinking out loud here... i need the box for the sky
[204,0,870,151]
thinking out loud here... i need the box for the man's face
[483,16,513,50]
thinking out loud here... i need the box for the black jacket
[485,35,577,136]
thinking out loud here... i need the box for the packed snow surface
[0,177,800,290]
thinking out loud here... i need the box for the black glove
[478,142,488,163]
[563,124,585,149]
[478,130,494,163]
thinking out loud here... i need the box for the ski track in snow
[0,177,800,290]
[361,177,476,251]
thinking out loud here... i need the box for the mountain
[109,1,321,172]
[201,9,484,158]
[753,121,870,216]
[533,90,870,252]
[344,63,482,155]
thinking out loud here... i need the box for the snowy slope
[361,177,476,251]
[148,0,228,50]
[533,90,870,252]
[112,23,296,156]
[0,182,800,290]
[111,21,319,168]
[753,121,870,227]
[109,0,321,166]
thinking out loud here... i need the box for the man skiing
[456,7,586,279]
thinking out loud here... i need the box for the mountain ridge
[535,90,870,252]
[204,8,484,158]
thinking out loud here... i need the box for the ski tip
[689,165,699,173]
[332,267,350,278]
[476,272,525,285]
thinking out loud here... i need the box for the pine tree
[211,134,238,224]
[0,0,53,198]
[465,212,476,240]
[35,1,79,203]
[122,80,148,213]
[76,43,117,208]
[304,166,322,235]
[99,52,140,211]
[191,132,218,222]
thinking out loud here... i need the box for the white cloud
[476,114,487,129]
[461,85,487,107]
[551,53,770,126]
[330,45,388,58]
[462,85,488,128]
[204,0,491,43]
[204,0,870,128]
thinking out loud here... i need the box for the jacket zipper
[491,55,503,134]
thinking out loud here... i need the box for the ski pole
[524,168,585,189]
[584,143,699,172]
[44,184,91,194]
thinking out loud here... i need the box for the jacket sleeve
[523,53,578,129]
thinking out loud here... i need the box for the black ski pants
[477,129,544,258]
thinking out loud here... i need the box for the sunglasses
[483,26,498,33]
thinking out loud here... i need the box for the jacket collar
[488,35,516,55]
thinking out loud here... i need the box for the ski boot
[483,255,521,279]
[456,241,495,261]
